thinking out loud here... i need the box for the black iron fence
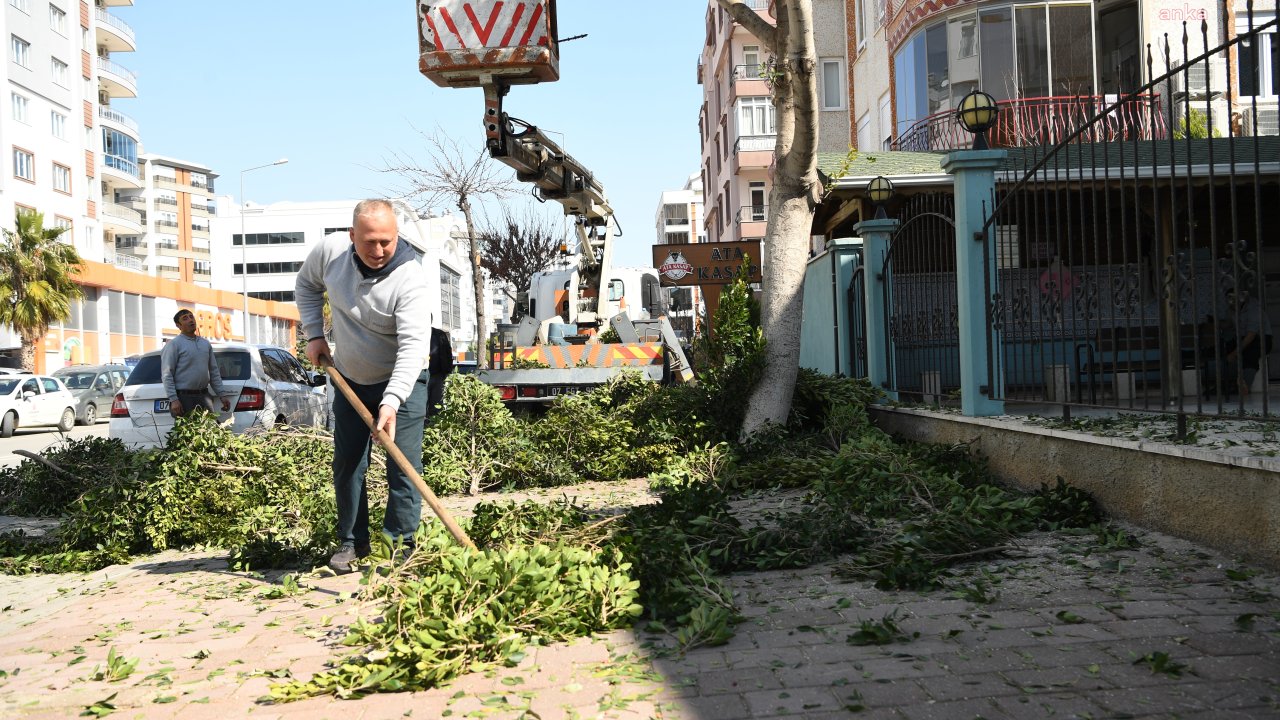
[978,11,1280,420]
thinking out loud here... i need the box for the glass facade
[894,3,1097,133]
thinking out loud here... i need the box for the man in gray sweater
[296,199,432,574]
[161,308,232,418]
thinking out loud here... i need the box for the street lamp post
[239,158,288,341]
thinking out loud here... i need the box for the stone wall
[870,407,1280,568]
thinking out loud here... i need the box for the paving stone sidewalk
[1,480,1278,720]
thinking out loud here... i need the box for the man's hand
[221,397,232,412]
[306,337,333,368]
[169,399,183,417]
[374,404,396,446]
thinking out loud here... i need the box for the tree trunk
[736,0,821,439]
[20,337,37,373]
[459,196,489,369]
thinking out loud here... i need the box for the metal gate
[883,192,957,404]
[847,265,867,379]
[979,12,1280,418]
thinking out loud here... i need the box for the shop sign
[651,241,764,287]
[196,311,235,341]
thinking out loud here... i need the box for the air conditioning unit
[1242,101,1279,136]
[98,89,110,105]
[1177,58,1226,100]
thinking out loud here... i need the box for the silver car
[52,364,130,425]
[109,342,329,449]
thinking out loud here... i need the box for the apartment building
[211,199,487,358]
[654,172,705,338]
[697,0,851,246]
[2,0,302,372]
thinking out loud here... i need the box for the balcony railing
[734,134,776,153]
[102,202,142,225]
[95,8,136,44]
[107,252,144,271]
[153,196,178,206]
[103,153,139,178]
[154,219,179,229]
[736,205,768,224]
[98,106,138,132]
[732,64,767,82]
[96,56,137,86]
[892,94,1170,151]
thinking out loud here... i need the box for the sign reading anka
[651,241,763,287]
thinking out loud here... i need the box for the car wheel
[80,404,98,425]
[0,411,14,438]
[58,408,75,432]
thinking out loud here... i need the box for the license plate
[548,386,578,396]
[154,399,170,412]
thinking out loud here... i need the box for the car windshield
[125,351,252,385]
[57,372,98,389]
[0,379,18,395]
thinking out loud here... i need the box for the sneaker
[328,544,359,574]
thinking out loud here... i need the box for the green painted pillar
[941,149,1006,417]
[852,218,899,402]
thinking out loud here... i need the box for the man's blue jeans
[331,369,428,547]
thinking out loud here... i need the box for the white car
[109,342,329,449]
[0,374,77,437]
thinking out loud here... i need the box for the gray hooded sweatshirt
[295,233,430,413]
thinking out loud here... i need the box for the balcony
[101,202,143,235]
[157,268,181,281]
[96,57,137,98]
[101,154,143,189]
[729,65,771,102]
[189,201,209,218]
[732,134,775,174]
[191,225,210,239]
[98,106,138,135]
[891,94,1170,152]
[95,8,136,53]
[736,205,768,238]
[112,240,146,257]
[107,252,144,272]
[153,219,180,232]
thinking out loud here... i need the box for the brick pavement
[0,480,1278,719]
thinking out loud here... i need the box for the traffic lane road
[0,422,110,468]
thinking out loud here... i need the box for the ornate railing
[892,94,1169,151]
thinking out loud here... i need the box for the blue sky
[119,1,707,268]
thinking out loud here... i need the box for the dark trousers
[331,369,428,546]
[174,390,216,417]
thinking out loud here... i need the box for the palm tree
[0,211,84,371]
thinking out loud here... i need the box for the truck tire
[1,411,15,438]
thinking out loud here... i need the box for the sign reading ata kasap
[651,241,763,287]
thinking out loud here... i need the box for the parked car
[0,374,77,437]
[109,342,329,449]
[52,363,130,425]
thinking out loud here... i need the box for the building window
[821,59,846,110]
[665,231,690,244]
[855,0,867,47]
[440,265,462,331]
[50,110,65,138]
[1238,14,1277,97]
[248,290,295,302]
[742,44,762,79]
[10,35,30,68]
[52,163,70,193]
[53,215,71,232]
[232,261,305,276]
[49,4,66,33]
[232,231,305,246]
[51,57,68,86]
[663,203,689,226]
[879,93,893,149]
[323,226,352,235]
[14,203,36,217]
[738,96,776,137]
[11,93,27,123]
[13,148,34,182]
[748,181,766,221]
[10,0,28,12]
[857,112,872,150]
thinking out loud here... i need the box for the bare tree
[381,127,515,369]
[478,204,568,321]
[717,0,820,438]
